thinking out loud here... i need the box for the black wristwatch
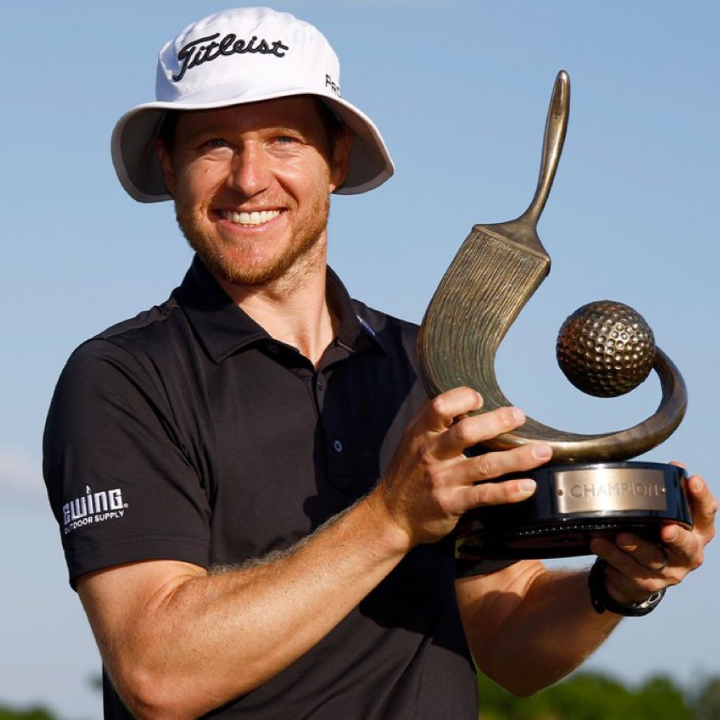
[588,559,665,616]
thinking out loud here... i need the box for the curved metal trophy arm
[417,70,688,465]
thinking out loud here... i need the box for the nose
[227,142,271,196]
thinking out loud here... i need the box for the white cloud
[0,447,47,506]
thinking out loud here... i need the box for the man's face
[157,97,350,289]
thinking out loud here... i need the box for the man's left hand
[590,468,718,605]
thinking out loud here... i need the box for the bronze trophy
[418,70,693,559]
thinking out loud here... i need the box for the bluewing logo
[62,486,129,535]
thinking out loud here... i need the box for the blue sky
[1,1,718,717]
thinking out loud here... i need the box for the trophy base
[455,462,693,560]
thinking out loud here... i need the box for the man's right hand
[369,386,552,548]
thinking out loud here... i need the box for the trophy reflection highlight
[417,70,693,559]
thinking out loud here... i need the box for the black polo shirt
[44,256,480,719]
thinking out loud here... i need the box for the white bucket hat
[111,7,394,202]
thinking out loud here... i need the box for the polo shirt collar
[174,256,385,363]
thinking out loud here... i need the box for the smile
[219,209,281,226]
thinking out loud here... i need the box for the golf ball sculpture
[448,295,694,559]
[556,300,656,398]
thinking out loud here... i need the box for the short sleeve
[43,339,212,588]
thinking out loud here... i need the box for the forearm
[81,493,410,720]
[459,566,622,696]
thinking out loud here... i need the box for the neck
[215,261,337,368]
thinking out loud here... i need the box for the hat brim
[111,84,394,202]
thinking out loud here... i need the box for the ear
[155,139,176,196]
[328,127,353,193]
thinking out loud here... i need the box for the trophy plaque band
[455,462,692,560]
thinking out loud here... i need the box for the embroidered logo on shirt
[62,485,129,535]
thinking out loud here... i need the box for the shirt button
[267,342,279,354]
[333,439,343,453]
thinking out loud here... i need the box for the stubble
[174,190,331,292]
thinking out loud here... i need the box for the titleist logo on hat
[173,33,290,82]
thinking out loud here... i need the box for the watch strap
[588,559,665,617]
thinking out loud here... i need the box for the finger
[418,387,485,434]
[456,475,538,511]
[435,406,528,459]
[590,537,666,601]
[614,533,669,574]
[445,443,551,513]
[684,475,718,538]
[659,523,704,572]
[590,536,649,578]
[464,442,552,483]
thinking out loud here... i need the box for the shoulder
[98,298,178,339]
[93,293,185,356]
[61,293,188,378]
[48,293,192,433]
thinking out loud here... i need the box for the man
[43,8,716,720]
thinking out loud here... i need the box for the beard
[174,191,331,290]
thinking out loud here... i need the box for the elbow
[110,657,265,720]
[500,680,548,698]
[110,666,208,720]
[485,666,569,698]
